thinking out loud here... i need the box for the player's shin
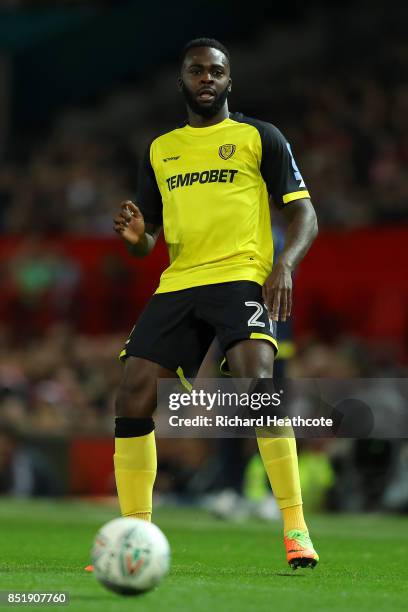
[114,417,157,522]
[256,425,307,534]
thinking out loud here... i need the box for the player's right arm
[113,140,163,257]
[113,200,161,257]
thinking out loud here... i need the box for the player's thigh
[195,338,224,378]
[226,338,275,378]
[115,356,175,418]
[196,336,274,379]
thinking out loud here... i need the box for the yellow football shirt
[137,112,309,293]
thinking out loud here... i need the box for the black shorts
[120,281,278,379]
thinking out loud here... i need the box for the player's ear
[177,77,183,92]
[228,77,232,93]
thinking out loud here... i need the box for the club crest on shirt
[218,144,236,160]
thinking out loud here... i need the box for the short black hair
[181,37,230,66]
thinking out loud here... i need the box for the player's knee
[254,359,274,379]
[253,343,275,378]
[115,378,155,418]
[241,354,274,379]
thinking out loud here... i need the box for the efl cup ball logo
[119,528,151,578]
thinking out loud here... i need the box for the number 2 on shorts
[245,301,265,328]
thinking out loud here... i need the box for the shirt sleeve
[136,142,163,225]
[259,123,310,209]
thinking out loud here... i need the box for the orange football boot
[284,529,319,569]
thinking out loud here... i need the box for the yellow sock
[114,432,157,521]
[256,427,307,534]
[280,504,307,534]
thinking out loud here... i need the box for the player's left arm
[264,197,318,321]
[258,122,318,321]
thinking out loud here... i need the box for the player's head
[178,37,232,118]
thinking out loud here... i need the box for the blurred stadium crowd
[1,1,408,512]
[2,326,408,512]
[0,326,405,437]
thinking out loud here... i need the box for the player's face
[179,47,231,118]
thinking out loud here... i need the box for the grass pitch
[0,499,407,611]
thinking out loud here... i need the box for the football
[91,518,170,595]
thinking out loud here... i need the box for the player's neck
[186,105,229,128]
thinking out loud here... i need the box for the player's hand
[113,200,145,245]
[262,260,293,322]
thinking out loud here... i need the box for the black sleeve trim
[230,113,309,209]
[136,142,163,225]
